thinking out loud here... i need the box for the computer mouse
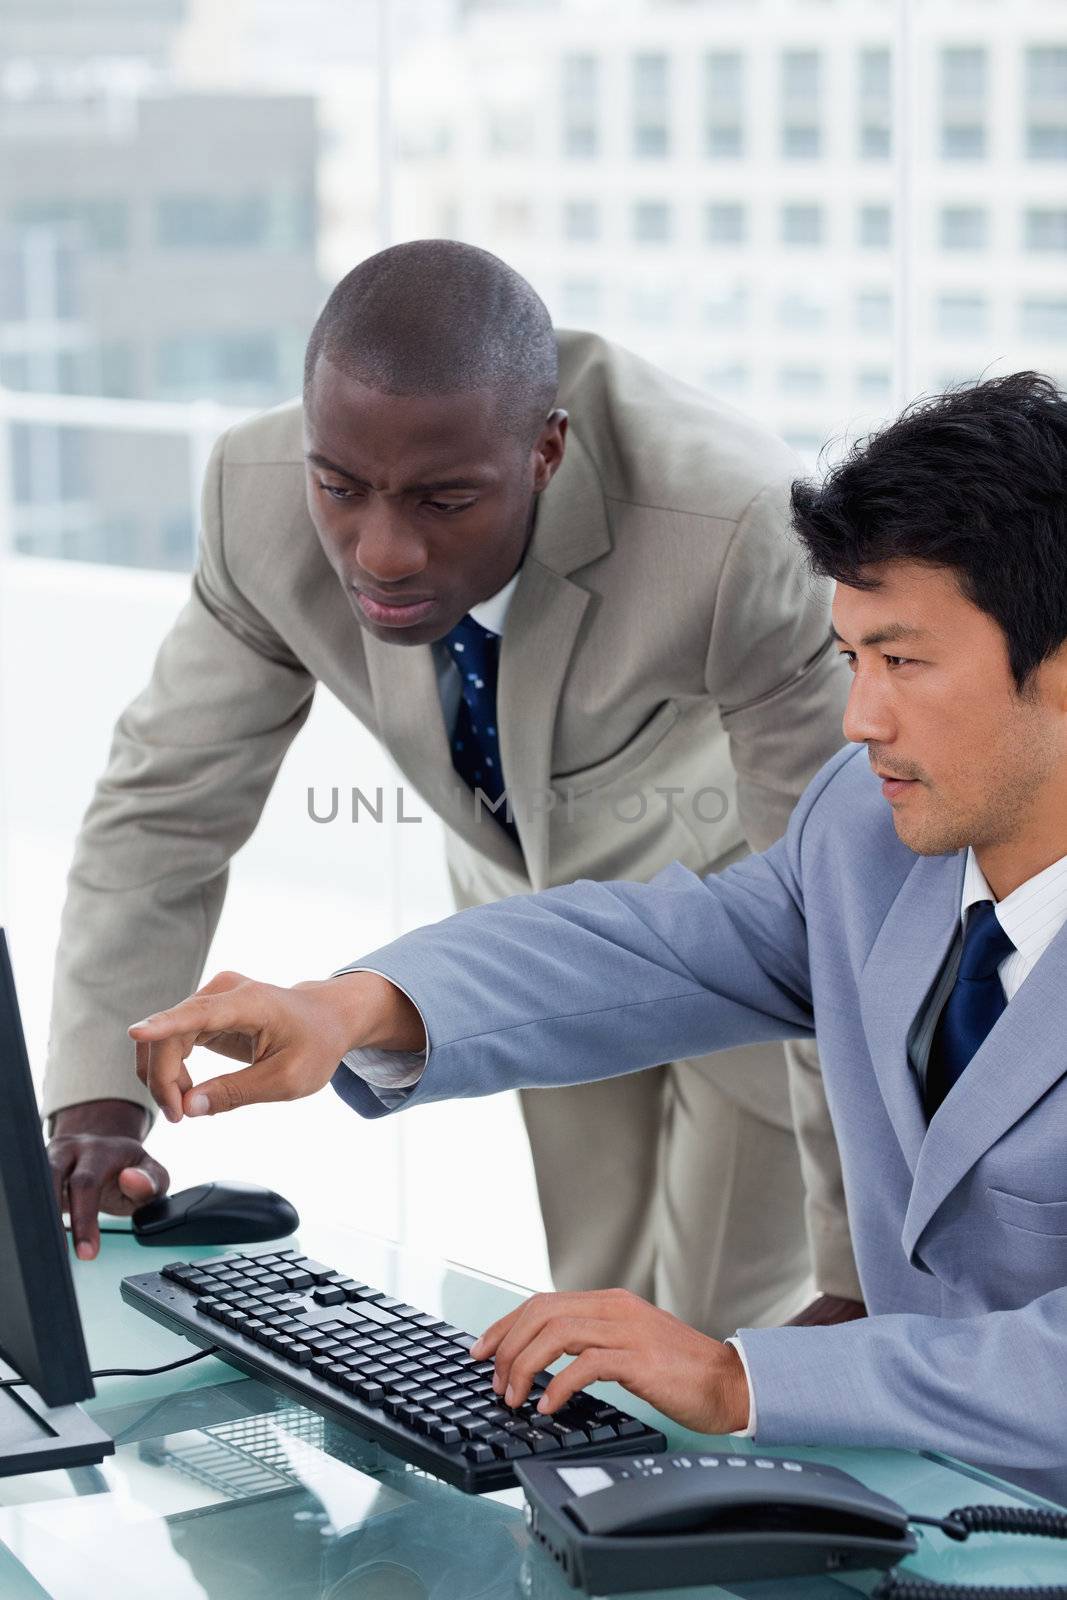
[131,1181,300,1245]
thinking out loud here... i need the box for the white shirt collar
[962,844,1067,967]
[468,569,521,637]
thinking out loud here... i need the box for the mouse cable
[0,1345,221,1391]
[873,1503,1067,1599]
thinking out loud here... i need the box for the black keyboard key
[285,1343,313,1366]
[312,1286,345,1306]
[397,1403,424,1427]
[586,1424,617,1441]
[354,1380,385,1405]
[463,1442,494,1464]
[429,1421,462,1445]
[459,1418,494,1440]
[544,1422,589,1448]
[279,1269,314,1291]
[498,1438,532,1460]
[195,1297,226,1320]
[290,1259,333,1283]
[526,1431,563,1453]
[615,1419,648,1437]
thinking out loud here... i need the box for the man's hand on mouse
[129,968,426,1123]
[48,1099,170,1260]
[470,1288,752,1436]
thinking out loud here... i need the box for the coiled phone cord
[874,1504,1067,1599]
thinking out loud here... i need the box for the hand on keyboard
[128,968,424,1123]
[470,1287,752,1437]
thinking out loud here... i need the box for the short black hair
[791,372,1067,691]
[304,239,558,444]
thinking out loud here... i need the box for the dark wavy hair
[791,372,1067,691]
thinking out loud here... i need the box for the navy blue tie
[443,614,516,841]
[925,900,1015,1118]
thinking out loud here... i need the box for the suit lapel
[902,917,1067,1261]
[857,849,966,1176]
[497,428,612,887]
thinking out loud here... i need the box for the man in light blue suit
[133,373,1067,1503]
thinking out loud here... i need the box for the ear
[532,409,568,493]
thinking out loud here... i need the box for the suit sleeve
[329,751,857,1124]
[736,1290,1067,1481]
[42,431,315,1122]
[702,480,861,1300]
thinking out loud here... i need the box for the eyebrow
[305,452,487,494]
[830,622,930,649]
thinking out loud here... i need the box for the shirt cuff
[724,1336,757,1438]
[332,966,429,1093]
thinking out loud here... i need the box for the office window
[856,288,892,334]
[156,191,311,252]
[779,365,825,396]
[704,285,748,328]
[633,53,670,158]
[704,50,744,159]
[1021,297,1067,341]
[563,200,600,242]
[491,199,531,236]
[859,47,891,160]
[781,49,822,159]
[705,202,746,244]
[630,285,673,326]
[857,367,892,399]
[562,53,599,159]
[1026,47,1067,159]
[1025,208,1067,252]
[487,110,534,157]
[157,331,280,394]
[778,291,827,331]
[559,278,601,322]
[859,205,891,249]
[937,294,987,339]
[940,206,988,251]
[704,361,748,395]
[632,200,671,242]
[781,203,823,246]
[940,47,987,160]
[10,199,129,253]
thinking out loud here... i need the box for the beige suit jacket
[44,331,853,1278]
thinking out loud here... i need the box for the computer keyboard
[121,1248,667,1493]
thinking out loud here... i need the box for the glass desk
[0,1219,1061,1599]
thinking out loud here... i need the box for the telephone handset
[518,1451,915,1590]
[517,1450,1067,1597]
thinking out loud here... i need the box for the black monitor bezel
[0,929,94,1406]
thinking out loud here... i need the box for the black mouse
[131,1181,300,1246]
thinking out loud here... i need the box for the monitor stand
[0,1361,113,1478]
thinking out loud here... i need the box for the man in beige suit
[46,240,862,1334]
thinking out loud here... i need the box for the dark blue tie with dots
[443,614,517,842]
[925,900,1015,1118]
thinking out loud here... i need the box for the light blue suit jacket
[333,743,1067,1504]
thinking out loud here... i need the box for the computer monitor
[0,928,113,1474]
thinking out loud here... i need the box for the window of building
[779,365,825,396]
[633,52,670,158]
[856,367,892,399]
[629,285,674,325]
[491,199,532,235]
[856,289,892,334]
[563,199,600,242]
[940,206,988,251]
[781,203,823,245]
[1021,297,1067,341]
[940,46,987,159]
[1025,208,1067,251]
[704,361,748,395]
[559,278,602,322]
[781,49,822,159]
[859,204,891,249]
[156,194,271,249]
[157,331,280,395]
[858,47,891,160]
[705,202,746,244]
[1026,47,1067,159]
[562,53,599,159]
[778,291,827,331]
[704,285,749,328]
[704,50,744,159]
[937,294,987,339]
[10,199,129,253]
[632,200,671,242]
